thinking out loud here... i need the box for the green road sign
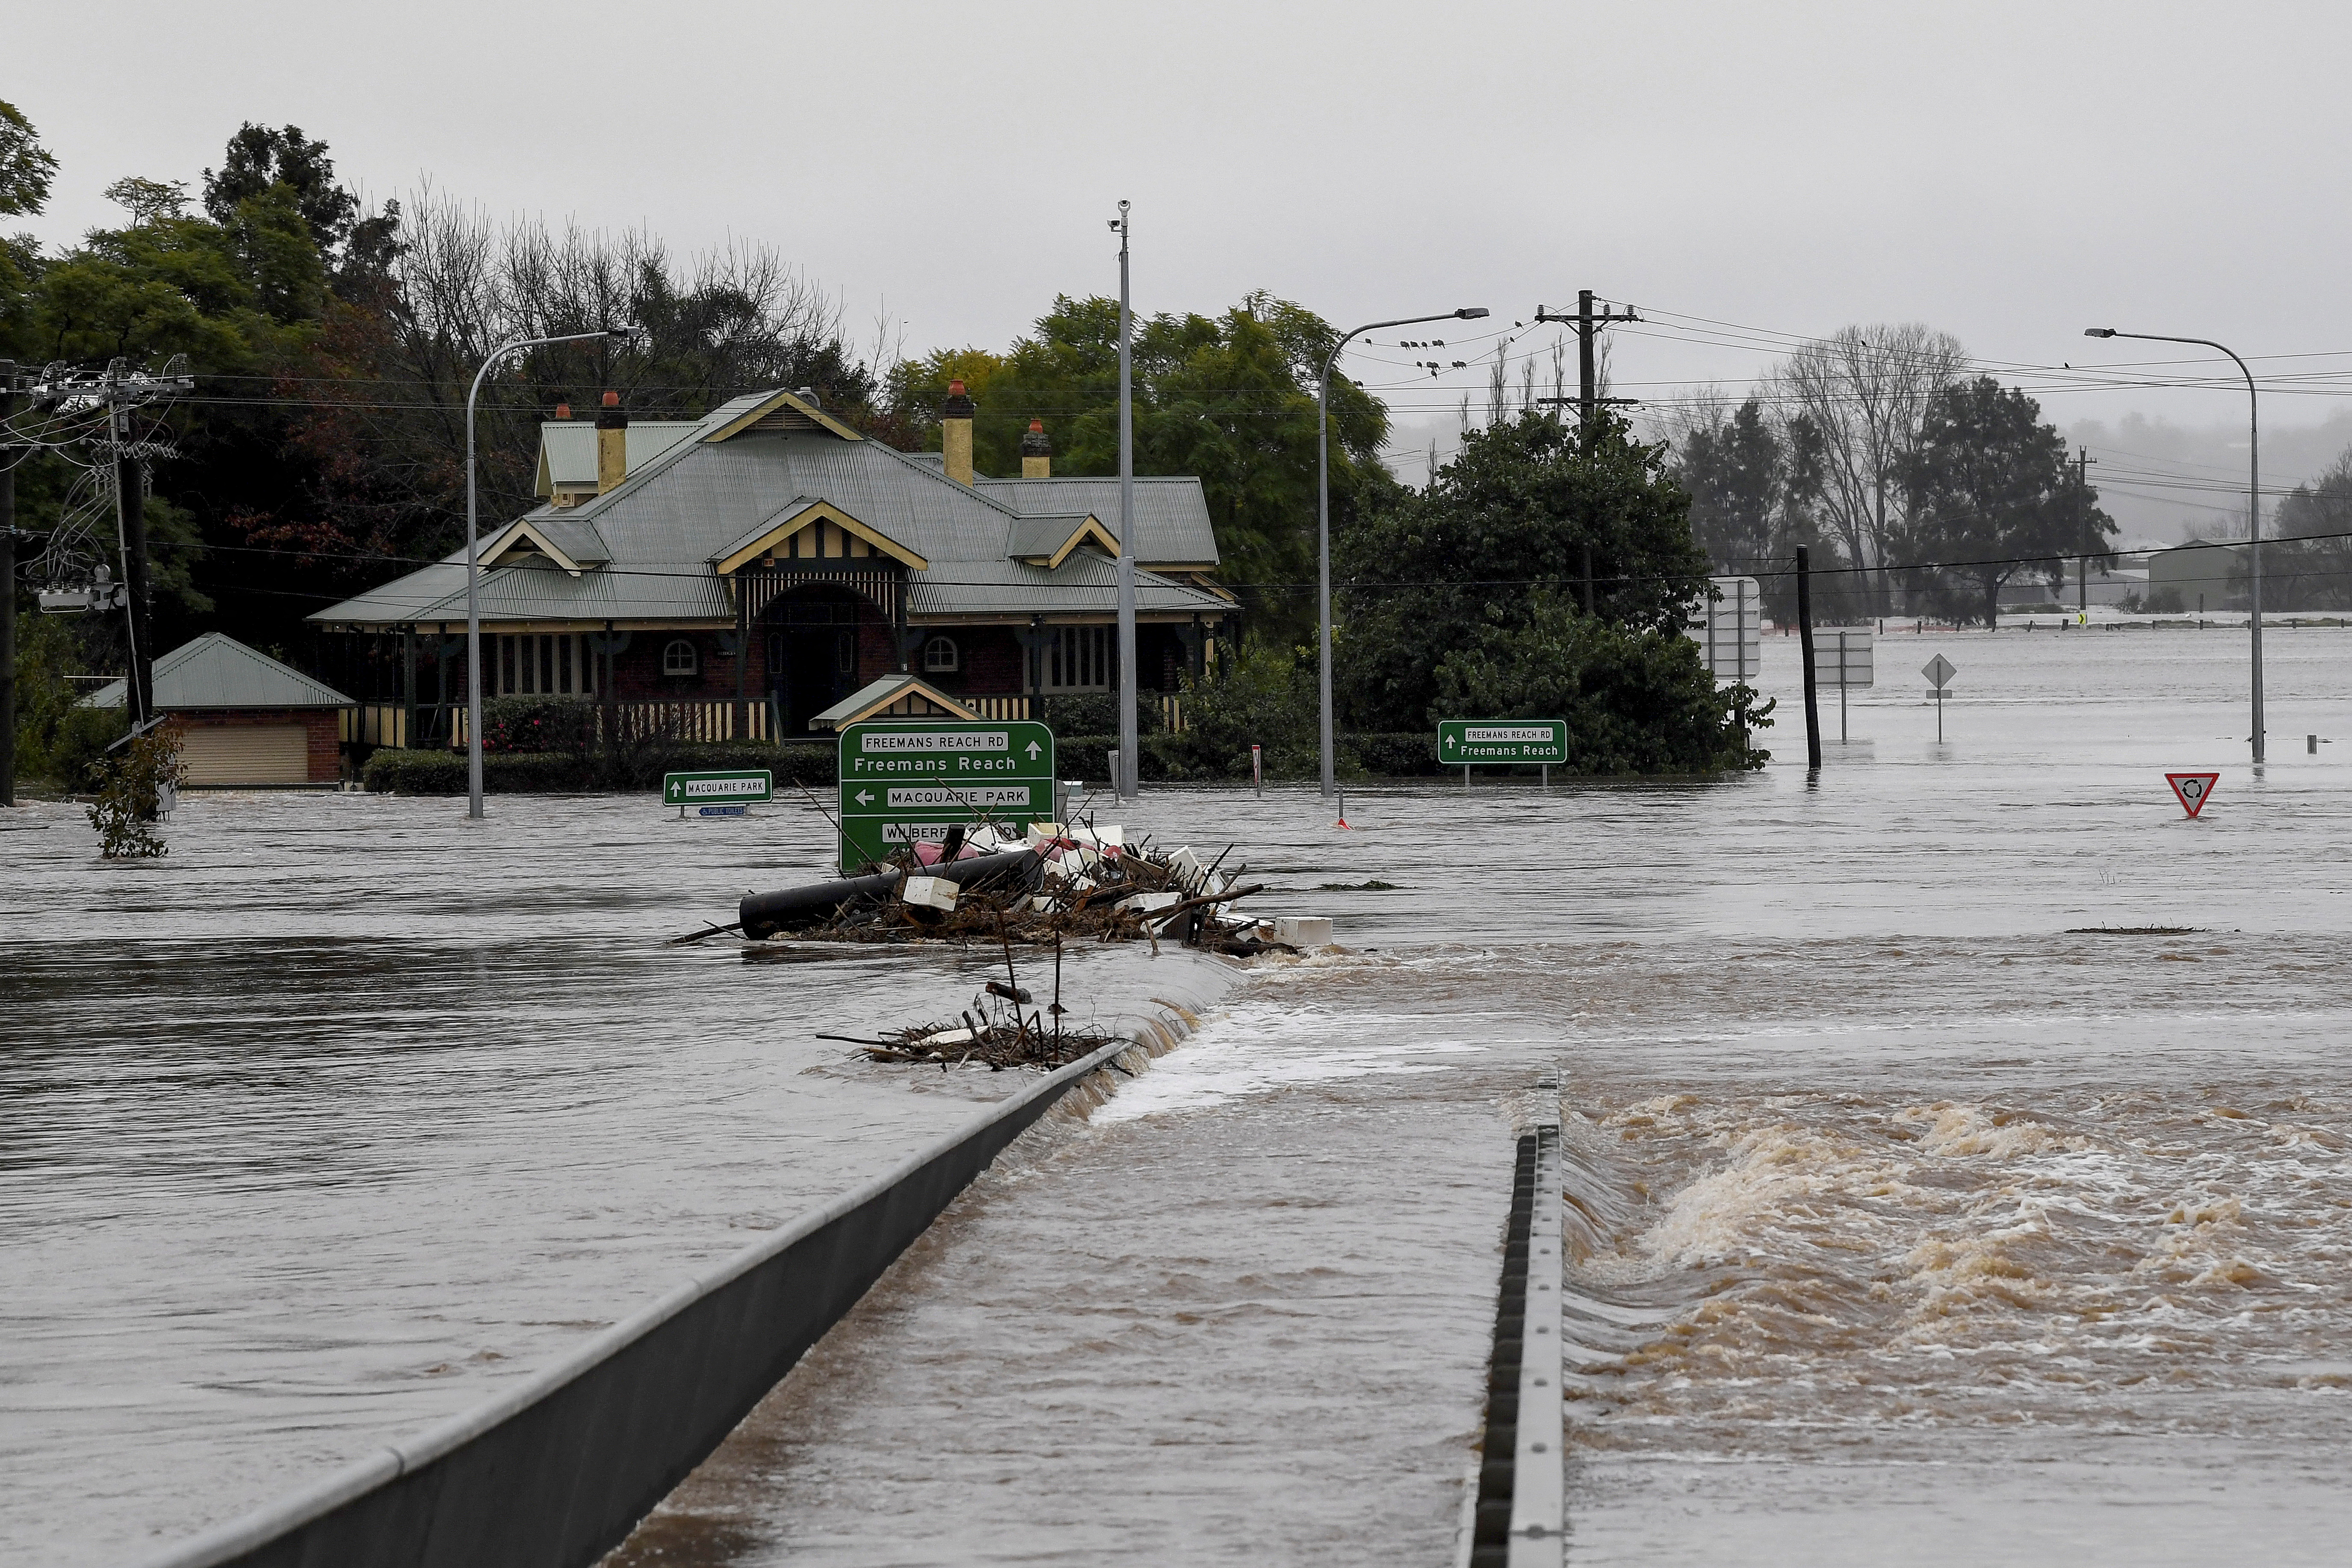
[662,768,773,807]
[1437,719,1569,765]
[836,720,1056,872]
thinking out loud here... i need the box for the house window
[663,638,699,676]
[492,633,594,697]
[922,635,959,674]
[1040,625,1111,691]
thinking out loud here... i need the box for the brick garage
[89,633,356,788]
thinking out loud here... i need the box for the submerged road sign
[663,769,772,809]
[1437,719,1569,765]
[1921,654,1958,743]
[837,720,1056,872]
[2167,771,2220,818]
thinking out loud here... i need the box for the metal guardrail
[1468,1112,1565,1568]
[131,995,1217,1568]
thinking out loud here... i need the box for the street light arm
[2082,325,2263,762]
[1315,306,1487,802]
[463,325,637,819]
[2086,328,2254,396]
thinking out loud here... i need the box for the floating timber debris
[735,820,1284,956]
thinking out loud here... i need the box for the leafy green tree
[1338,409,1715,724]
[1430,591,1767,773]
[0,98,57,218]
[2255,449,2352,610]
[204,125,358,252]
[1678,397,1784,573]
[887,292,1393,636]
[1899,377,2108,626]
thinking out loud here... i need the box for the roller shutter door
[180,723,310,786]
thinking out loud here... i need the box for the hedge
[366,732,1460,795]
[363,741,842,795]
[1053,731,1444,783]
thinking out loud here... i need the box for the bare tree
[1773,323,1967,612]
[269,186,872,574]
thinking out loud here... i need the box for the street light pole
[1112,201,1138,801]
[465,325,635,819]
[1318,306,1488,802]
[2084,327,2263,763]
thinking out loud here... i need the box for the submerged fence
[135,986,1221,1568]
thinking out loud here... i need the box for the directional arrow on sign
[1024,740,1042,760]
[855,789,874,805]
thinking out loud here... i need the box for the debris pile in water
[737,819,1282,956]
[842,973,1127,1071]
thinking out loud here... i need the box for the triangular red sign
[2166,771,2220,818]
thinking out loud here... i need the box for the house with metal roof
[310,383,1233,747]
[89,632,355,786]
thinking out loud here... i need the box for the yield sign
[2166,771,2220,818]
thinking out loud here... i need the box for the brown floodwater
[8,626,2352,1565]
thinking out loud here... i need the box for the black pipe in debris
[738,848,1044,939]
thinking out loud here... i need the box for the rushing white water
[607,626,2352,1567]
[8,624,2352,1565]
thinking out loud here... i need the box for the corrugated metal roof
[907,554,1228,620]
[535,421,700,494]
[973,476,1218,565]
[526,517,612,565]
[87,633,354,709]
[312,399,1228,631]
[1005,513,1105,559]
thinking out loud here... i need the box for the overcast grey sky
[14,0,2349,532]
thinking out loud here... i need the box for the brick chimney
[1020,418,1052,479]
[941,378,975,485]
[595,390,627,493]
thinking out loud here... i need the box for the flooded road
[9,625,2352,1565]
[610,626,2352,1566]
[0,793,1229,1565]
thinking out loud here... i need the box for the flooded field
[8,625,2352,1565]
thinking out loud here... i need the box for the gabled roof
[811,674,981,729]
[712,498,930,573]
[1005,513,1117,567]
[975,476,1219,566]
[481,515,611,571]
[700,387,866,444]
[87,632,354,710]
[535,421,700,496]
[310,390,1228,632]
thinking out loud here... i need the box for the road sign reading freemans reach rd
[1437,720,1569,765]
[837,721,1056,872]
[662,769,772,809]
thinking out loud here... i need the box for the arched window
[662,638,698,676]
[922,635,960,673]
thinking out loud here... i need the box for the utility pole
[111,380,154,729]
[2076,446,2097,616]
[1796,545,1822,774]
[1535,290,1640,443]
[1,360,19,807]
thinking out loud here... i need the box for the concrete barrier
[133,986,1221,1568]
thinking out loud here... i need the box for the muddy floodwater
[8,625,2352,1566]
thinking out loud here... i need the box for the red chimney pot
[600,389,620,408]
[555,401,572,420]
